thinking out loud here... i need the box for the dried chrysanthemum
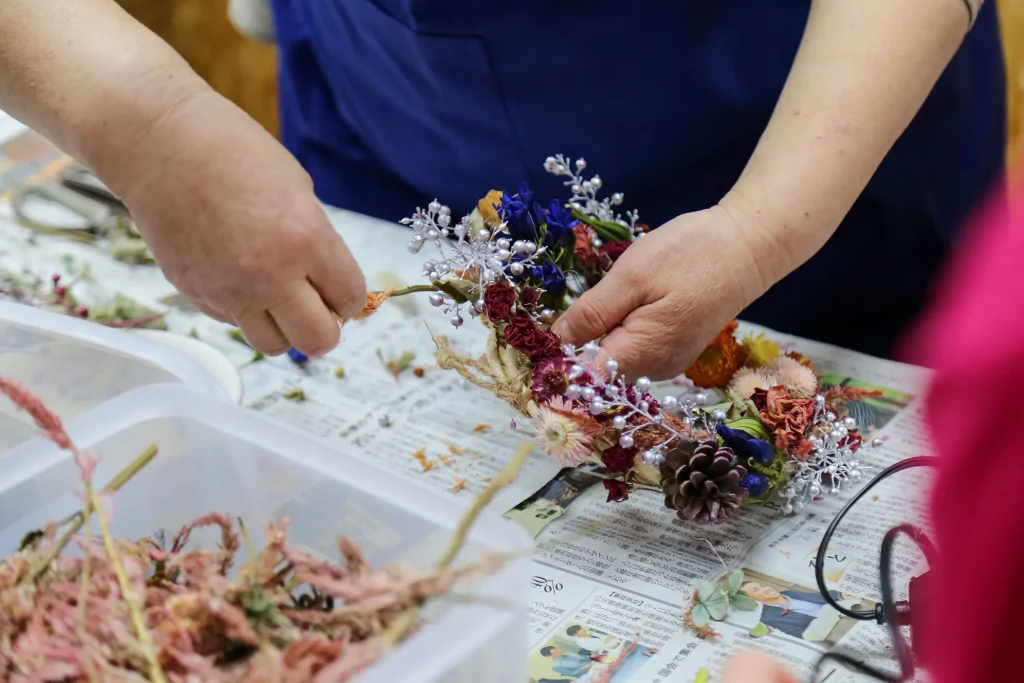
[685,321,742,388]
[767,355,818,398]
[726,367,779,405]
[533,397,603,466]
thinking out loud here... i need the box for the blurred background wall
[116,0,278,135]
[118,0,1021,167]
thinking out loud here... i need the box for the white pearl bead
[843,416,857,430]
[566,384,582,400]
[809,484,821,496]
[695,393,708,406]
[619,434,635,448]
[641,450,664,466]
[509,263,525,276]
[568,364,584,380]
[635,377,651,393]
[711,409,727,422]
[428,201,441,213]
[612,416,627,430]
[451,315,464,328]
[662,396,679,411]
[589,400,605,415]
[581,387,596,402]
[871,438,884,449]
[605,359,619,375]
[429,293,444,307]
[540,309,556,324]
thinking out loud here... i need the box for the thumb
[552,270,641,346]
[723,652,799,683]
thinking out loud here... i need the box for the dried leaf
[749,622,771,638]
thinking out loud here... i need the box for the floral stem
[436,441,533,571]
[76,517,101,683]
[99,312,166,328]
[87,481,166,683]
[380,284,439,298]
[384,441,534,648]
[26,445,159,584]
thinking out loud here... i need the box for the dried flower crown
[361,155,882,524]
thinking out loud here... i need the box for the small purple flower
[288,347,308,365]
[496,183,538,243]
[529,261,567,299]
[717,424,774,465]
[532,199,578,248]
[740,472,769,497]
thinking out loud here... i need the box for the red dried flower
[503,315,563,361]
[598,241,631,265]
[518,286,540,307]
[574,225,598,264]
[600,445,636,473]
[532,358,578,402]
[482,281,516,322]
[752,385,817,455]
[604,479,630,502]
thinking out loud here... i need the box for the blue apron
[270,0,1005,358]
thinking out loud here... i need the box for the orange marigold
[335,288,395,325]
[684,321,742,388]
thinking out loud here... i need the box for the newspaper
[0,200,937,683]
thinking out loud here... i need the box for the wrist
[716,188,798,293]
[65,59,212,199]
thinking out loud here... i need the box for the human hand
[552,203,782,380]
[97,91,366,356]
[723,652,799,683]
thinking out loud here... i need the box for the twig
[76,518,100,683]
[99,312,166,328]
[87,481,166,683]
[384,285,439,298]
[384,441,535,648]
[26,444,159,583]
[437,441,533,570]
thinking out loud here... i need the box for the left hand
[552,202,781,381]
[723,652,799,683]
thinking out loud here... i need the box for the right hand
[100,90,366,356]
[723,652,798,683]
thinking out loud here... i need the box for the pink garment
[909,170,1022,682]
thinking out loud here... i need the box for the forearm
[0,0,213,196]
[721,0,976,285]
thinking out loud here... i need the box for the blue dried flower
[717,424,774,465]
[532,199,578,248]
[496,183,538,242]
[287,347,308,365]
[530,260,567,299]
[740,472,769,497]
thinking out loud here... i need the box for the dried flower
[740,472,770,497]
[496,183,538,242]
[477,189,504,227]
[354,288,395,321]
[531,357,579,402]
[503,315,563,361]
[574,224,599,264]
[739,332,781,367]
[603,479,630,502]
[532,199,578,248]
[288,347,308,365]
[533,397,601,466]
[751,386,817,454]
[482,281,516,321]
[767,355,818,398]
[685,321,742,388]
[598,241,631,265]
[600,445,636,473]
[716,424,774,466]
[529,261,567,299]
[726,367,778,405]
[786,351,817,373]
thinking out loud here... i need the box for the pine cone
[659,440,749,525]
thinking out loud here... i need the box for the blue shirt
[270,1,1005,358]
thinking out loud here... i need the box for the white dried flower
[727,367,779,404]
[767,356,818,398]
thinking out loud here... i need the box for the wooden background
[118,0,1022,168]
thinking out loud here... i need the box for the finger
[193,297,234,325]
[269,283,341,357]
[309,233,367,320]
[723,652,799,683]
[551,270,643,346]
[236,310,289,356]
[594,303,682,382]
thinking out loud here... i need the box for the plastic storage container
[0,301,227,452]
[0,383,532,683]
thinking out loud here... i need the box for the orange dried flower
[684,321,742,388]
[355,288,394,321]
[785,351,817,374]
[473,424,492,432]
[477,189,504,228]
[452,479,467,493]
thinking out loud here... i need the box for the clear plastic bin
[0,383,532,683]
[0,301,227,452]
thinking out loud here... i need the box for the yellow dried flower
[740,332,780,368]
[477,190,504,228]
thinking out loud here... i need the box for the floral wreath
[355,155,882,525]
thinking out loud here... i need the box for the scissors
[11,164,132,243]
